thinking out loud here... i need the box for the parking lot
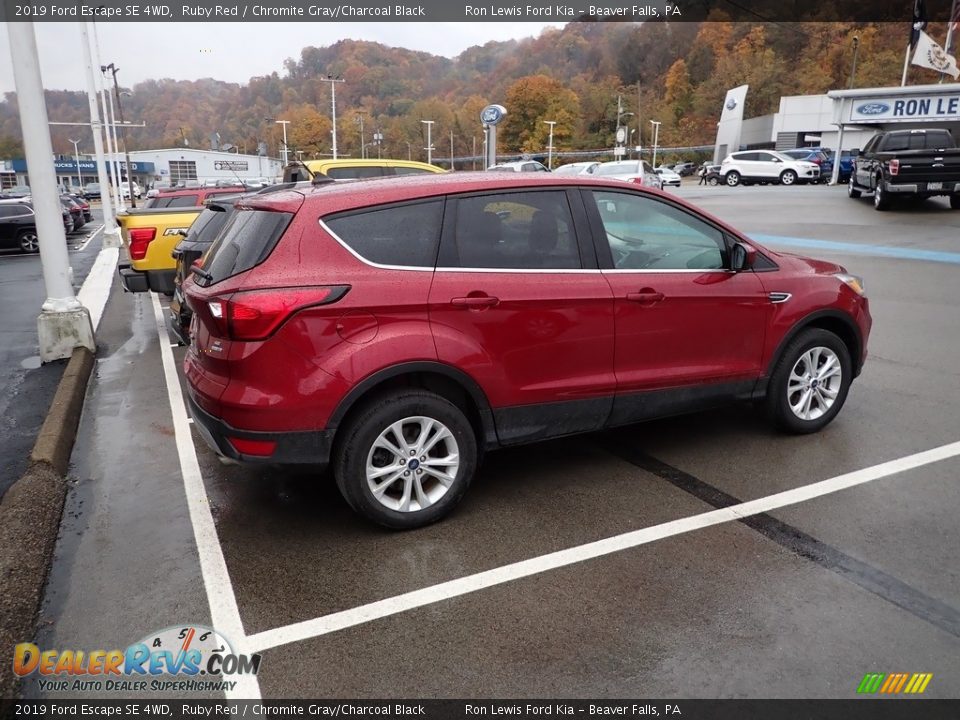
[28,183,960,700]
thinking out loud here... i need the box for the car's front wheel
[334,390,478,529]
[725,171,740,187]
[780,169,797,186]
[766,328,852,434]
[17,230,39,253]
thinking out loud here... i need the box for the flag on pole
[945,0,960,57]
[910,0,928,48]
[912,29,960,78]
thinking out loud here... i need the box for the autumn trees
[0,22,912,163]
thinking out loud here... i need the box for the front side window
[590,190,725,271]
[450,191,580,270]
[324,200,443,267]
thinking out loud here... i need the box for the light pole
[543,120,556,170]
[373,131,383,159]
[104,64,137,207]
[649,120,662,168]
[321,75,345,159]
[100,65,122,210]
[274,120,290,166]
[421,120,435,165]
[68,138,82,191]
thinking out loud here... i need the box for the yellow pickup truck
[116,206,200,294]
[118,186,253,293]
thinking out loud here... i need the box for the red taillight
[129,227,157,260]
[631,176,644,185]
[228,437,276,457]
[888,159,900,176]
[206,286,349,341]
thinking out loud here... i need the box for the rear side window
[200,210,293,285]
[149,195,200,208]
[324,200,443,267]
[325,166,384,180]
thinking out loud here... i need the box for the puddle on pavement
[20,356,42,369]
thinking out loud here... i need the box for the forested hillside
[0,19,933,163]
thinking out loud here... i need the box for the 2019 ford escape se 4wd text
[183,174,871,529]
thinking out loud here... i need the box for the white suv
[721,150,819,187]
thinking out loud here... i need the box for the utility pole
[543,120,556,170]
[85,24,117,241]
[275,119,290,165]
[450,130,454,170]
[849,35,860,89]
[8,21,95,360]
[101,67,122,211]
[356,110,366,159]
[421,120,434,165]
[105,64,137,207]
[320,75,345,159]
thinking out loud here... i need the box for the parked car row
[0,198,75,253]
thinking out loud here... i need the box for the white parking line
[73,223,104,252]
[150,293,262,701]
[243,439,960,655]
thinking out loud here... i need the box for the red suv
[184,174,871,529]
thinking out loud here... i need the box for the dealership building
[715,82,960,182]
[1,147,284,190]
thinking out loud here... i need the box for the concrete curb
[0,347,95,702]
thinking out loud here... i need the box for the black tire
[708,177,719,186]
[780,169,797,186]
[950,194,960,210]
[333,390,478,529]
[725,170,740,187]
[873,177,891,211]
[765,328,852,434]
[17,230,39,253]
[847,175,861,199]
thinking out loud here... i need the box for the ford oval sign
[725,97,738,111]
[480,104,507,126]
[856,102,890,115]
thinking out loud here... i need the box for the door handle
[451,296,500,308]
[626,290,664,304]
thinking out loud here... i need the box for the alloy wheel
[786,347,842,421]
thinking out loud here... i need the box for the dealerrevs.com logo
[857,672,933,695]
[13,625,261,693]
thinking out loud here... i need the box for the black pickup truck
[847,129,960,210]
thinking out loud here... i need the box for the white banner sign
[849,93,960,122]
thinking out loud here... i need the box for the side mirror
[730,243,756,271]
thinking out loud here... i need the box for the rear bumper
[117,263,175,295]
[187,391,335,466]
[886,181,960,194]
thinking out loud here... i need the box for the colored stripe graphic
[857,672,932,694]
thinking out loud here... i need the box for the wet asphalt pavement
[0,218,103,498]
[28,185,960,699]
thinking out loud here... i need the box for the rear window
[200,210,293,285]
[184,207,232,245]
[148,195,200,208]
[324,200,443,267]
[392,166,436,176]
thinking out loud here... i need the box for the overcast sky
[0,22,567,95]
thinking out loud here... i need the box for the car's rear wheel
[17,230,39,253]
[334,390,478,529]
[725,171,740,187]
[873,178,891,210]
[766,328,852,434]
[847,175,861,198]
[780,169,797,186]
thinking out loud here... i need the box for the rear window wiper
[190,265,213,282]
